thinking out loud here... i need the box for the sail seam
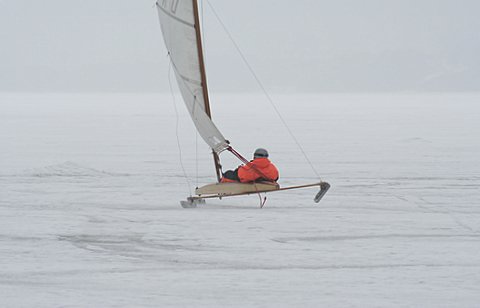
[177,72,202,87]
[170,59,203,100]
[156,3,195,28]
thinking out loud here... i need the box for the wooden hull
[195,182,280,196]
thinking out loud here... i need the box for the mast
[192,0,222,182]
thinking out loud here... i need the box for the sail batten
[156,0,229,154]
[157,3,195,28]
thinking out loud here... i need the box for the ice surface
[1,92,480,307]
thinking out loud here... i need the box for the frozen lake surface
[1,92,480,307]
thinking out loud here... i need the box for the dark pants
[222,169,240,181]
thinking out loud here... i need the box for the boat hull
[195,182,279,196]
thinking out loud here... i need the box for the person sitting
[221,148,279,183]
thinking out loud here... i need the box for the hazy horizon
[1,0,479,93]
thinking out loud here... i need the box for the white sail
[156,0,229,153]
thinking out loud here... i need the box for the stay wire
[205,0,321,180]
[196,131,199,188]
[200,0,205,43]
[198,0,204,188]
[168,57,193,196]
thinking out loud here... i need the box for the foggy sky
[1,0,479,92]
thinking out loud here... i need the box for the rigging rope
[168,57,193,196]
[198,0,204,188]
[196,131,199,188]
[200,0,205,48]
[205,0,322,180]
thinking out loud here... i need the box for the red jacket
[238,158,279,183]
